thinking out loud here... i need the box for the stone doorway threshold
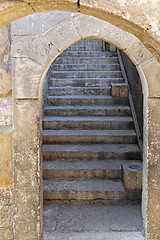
[43,204,144,240]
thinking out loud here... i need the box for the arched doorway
[42,37,143,239]
[11,11,160,240]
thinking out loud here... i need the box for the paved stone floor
[43,204,144,240]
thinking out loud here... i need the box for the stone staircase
[43,38,142,205]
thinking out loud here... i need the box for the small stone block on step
[120,84,128,98]
[111,84,128,98]
[122,162,142,190]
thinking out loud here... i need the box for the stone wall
[120,51,143,139]
[0,7,159,239]
[0,24,13,239]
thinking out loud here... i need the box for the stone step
[43,130,137,144]
[51,70,122,79]
[67,46,103,51]
[54,57,119,64]
[43,159,141,180]
[75,38,102,44]
[46,95,129,106]
[43,204,143,238]
[60,51,117,57]
[43,231,144,240]
[43,179,141,202]
[49,78,124,87]
[44,105,131,117]
[52,64,120,71]
[48,86,111,96]
[43,116,134,130]
[72,41,103,47]
[43,144,141,160]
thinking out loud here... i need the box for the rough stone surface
[0,227,13,240]
[11,11,77,36]
[11,35,59,67]
[146,98,160,239]
[0,130,13,187]
[43,232,144,240]
[122,163,142,190]
[0,96,12,125]
[142,58,160,98]
[0,186,13,240]
[111,84,128,98]
[125,38,153,66]
[73,14,135,51]
[45,18,80,52]
[13,99,42,239]
[43,204,143,234]
[12,57,44,98]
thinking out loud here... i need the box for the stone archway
[0,0,160,62]
[11,13,160,240]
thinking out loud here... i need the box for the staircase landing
[43,204,143,240]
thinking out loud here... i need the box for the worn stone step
[60,51,117,57]
[43,159,141,180]
[72,41,102,47]
[43,130,137,144]
[49,78,124,87]
[43,231,144,240]
[43,144,141,160]
[43,116,134,130]
[67,46,103,51]
[43,204,143,238]
[75,38,102,44]
[46,95,129,106]
[48,86,111,96]
[43,179,141,202]
[44,105,131,117]
[52,64,120,71]
[51,70,122,79]
[54,57,119,64]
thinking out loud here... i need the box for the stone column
[141,59,160,240]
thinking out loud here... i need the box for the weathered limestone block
[122,163,142,190]
[11,35,59,67]
[0,68,11,96]
[141,58,160,98]
[11,11,75,36]
[0,186,13,206]
[12,57,44,99]
[74,14,134,51]
[0,96,12,126]
[0,24,11,95]
[0,227,13,240]
[0,129,13,187]
[45,18,81,52]
[125,38,153,66]
[0,24,10,55]
[146,98,160,240]
[0,186,13,240]
[111,84,128,98]
[13,99,42,240]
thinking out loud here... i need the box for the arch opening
[42,37,144,238]
[10,10,160,240]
